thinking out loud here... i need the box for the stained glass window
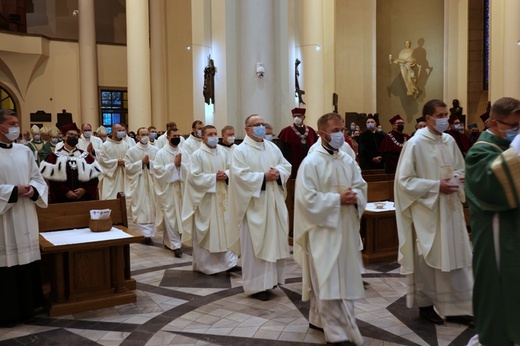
[483,0,489,90]
[99,88,128,134]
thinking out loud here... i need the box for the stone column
[150,0,167,129]
[126,0,152,130]
[78,0,99,127]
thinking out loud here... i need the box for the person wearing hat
[96,125,108,143]
[39,126,60,162]
[358,115,385,170]
[378,114,410,173]
[77,123,103,157]
[40,123,102,203]
[278,108,318,178]
[411,117,427,137]
[39,126,50,142]
[26,125,45,165]
[446,114,472,157]
[467,123,480,144]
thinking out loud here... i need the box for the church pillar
[490,0,520,100]
[150,0,167,129]
[238,0,276,126]
[126,0,152,130]
[78,0,99,127]
[298,0,325,129]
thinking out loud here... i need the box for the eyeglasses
[496,119,519,131]
[246,123,266,128]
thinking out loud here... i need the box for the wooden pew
[37,193,144,317]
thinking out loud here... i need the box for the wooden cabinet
[360,210,399,264]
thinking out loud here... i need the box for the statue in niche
[295,58,306,105]
[449,99,463,118]
[203,58,216,105]
[389,40,421,97]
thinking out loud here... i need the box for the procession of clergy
[5,96,519,345]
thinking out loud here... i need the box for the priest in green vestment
[465,96,520,346]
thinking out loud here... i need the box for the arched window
[0,85,17,112]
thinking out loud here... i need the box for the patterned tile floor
[0,232,476,345]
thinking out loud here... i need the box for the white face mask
[207,136,219,147]
[226,136,235,144]
[116,131,126,139]
[140,136,149,144]
[83,131,92,138]
[264,134,273,141]
[196,129,202,137]
[434,118,449,133]
[326,131,345,149]
[51,137,59,144]
[0,125,20,142]
[294,117,303,126]
[34,134,41,141]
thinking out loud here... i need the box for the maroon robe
[278,124,318,178]
[42,147,100,203]
[378,130,410,173]
[447,129,473,157]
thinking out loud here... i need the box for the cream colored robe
[228,135,291,261]
[97,138,129,200]
[182,134,202,159]
[77,134,103,154]
[156,134,185,149]
[309,137,357,162]
[294,145,367,301]
[394,128,472,274]
[153,144,185,249]
[125,142,159,236]
[0,144,48,267]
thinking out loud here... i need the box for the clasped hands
[216,170,227,181]
[17,184,35,198]
[66,188,86,200]
[340,188,357,205]
[265,167,280,181]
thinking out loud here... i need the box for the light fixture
[296,44,321,51]
[186,44,212,51]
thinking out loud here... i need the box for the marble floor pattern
[0,233,476,346]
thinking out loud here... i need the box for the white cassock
[228,135,291,295]
[156,134,185,149]
[294,145,366,344]
[153,144,185,250]
[394,128,473,316]
[309,137,357,162]
[77,134,103,154]
[125,142,159,237]
[182,134,202,159]
[218,143,237,157]
[98,138,129,200]
[0,144,48,267]
[181,145,238,274]
[123,136,136,148]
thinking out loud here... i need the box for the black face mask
[396,124,404,132]
[170,137,181,146]
[66,137,78,147]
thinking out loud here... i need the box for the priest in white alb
[125,127,159,244]
[77,123,103,157]
[294,113,367,345]
[153,127,185,258]
[228,114,291,301]
[98,124,130,200]
[182,125,239,274]
[182,120,204,159]
[394,99,473,326]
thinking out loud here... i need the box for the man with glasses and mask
[379,114,410,173]
[77,123,103,157]
[228,114,291,301]
[394,99,473,326]
[0,109,48,326]
[40,123,102,203]
[153,127,185,257]
[465,97,520,346]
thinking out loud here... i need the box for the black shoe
[446,315,474,327]
[309,323,324,332]
[251,291,270,301]
[143,237,153,245]
[226,265,242,273]
[419,306,444,325]
[173,248,183,258]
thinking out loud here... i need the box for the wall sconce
[296,44,321,51]
[186,44,212,51]
[256,62,265,78]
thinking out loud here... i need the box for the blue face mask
[150,132,158,140]
[253,125,266,138]
[207,136,218,147]
[350,125,356,131]
[504,128,517,143]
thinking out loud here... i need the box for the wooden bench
[37,193,144,317]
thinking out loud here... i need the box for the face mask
[170,137,181,146]
[453,124,462,131]
[264,134,273,141]
[327,132,345,149]
[226,136,235,144]
[207,136,218,147]
[350,125,356,131]
[196,129,202,137]
[150,132,158,140]
[367,123,375,130]
[502,128,518,143]
[116,131,126,139]
[83,131,92,138]
[58,135,63,141]
[0,125,20,141]
[434,118,449,133]
[377,128,383,133]
[253,125,266,138]
[471,132,479,138]
[140,136,149,145]
[66,137,78,147]
[396,124,404,132]
[51,138,59,144]
[294,117,303,126]
[34,134,41,141]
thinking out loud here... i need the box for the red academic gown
[447,129,473,157]
[278,124,318,178]
[42,147,100,203]
[378,130,410,174]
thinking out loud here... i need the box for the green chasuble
[465,131,520,346]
